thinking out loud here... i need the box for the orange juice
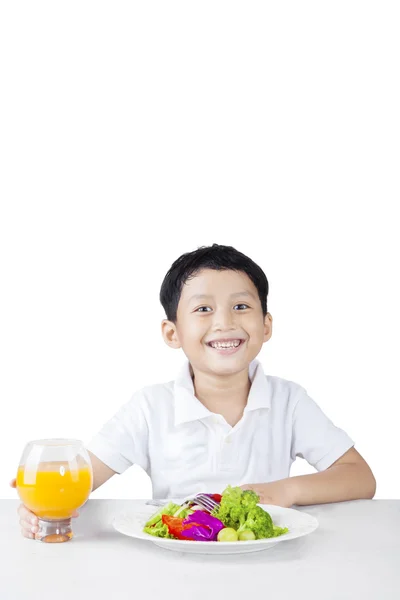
[16,463,92,520]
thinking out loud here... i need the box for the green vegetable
[217,527,238,542]
[173,505,194,519]
[211,486,258,529]
[144,502,193,528]
[272,524,289,537]
[212,485,288,540]
[143,502,194,539]
[211,486,257,529]
[240,490,259,512]
[143,520,175,538]
[236,505,274,539]
[144,502,181,528]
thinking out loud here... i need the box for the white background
[1,2,399,500]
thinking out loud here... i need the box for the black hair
[160,243,269,322]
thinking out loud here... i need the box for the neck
[191,364,251,426]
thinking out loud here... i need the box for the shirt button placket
[219,431,235,470]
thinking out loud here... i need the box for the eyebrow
[188,291,257,302]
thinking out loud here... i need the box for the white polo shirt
[87,360,354,499]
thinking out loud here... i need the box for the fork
[146,493,219,513]
[182,493,219,513]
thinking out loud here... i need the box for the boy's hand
[9,478,79,540]
[241,479,296,508]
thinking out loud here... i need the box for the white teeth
[209,340,241,349]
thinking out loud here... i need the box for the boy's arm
[242,448,376,507]
[289,447,376,505]
[88,450,117,492]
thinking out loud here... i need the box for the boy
[13,244,376,539]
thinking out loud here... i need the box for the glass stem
[37,517,73,543]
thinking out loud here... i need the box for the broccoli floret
[211,485,246,528]
[211,485,289,540]
[240,489,259,511]
[211,486,260,529]
[219,485,244,506]
[237,506,274,539]
[272,524,289,537]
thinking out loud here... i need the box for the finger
[20,518,39,535]
[72,510,79,518]
[9,478,16,488]
[18,504,38,525]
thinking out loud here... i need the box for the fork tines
[193,494,219,512]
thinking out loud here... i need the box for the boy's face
[162,268,272,377]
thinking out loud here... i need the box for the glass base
[37,518,73,543]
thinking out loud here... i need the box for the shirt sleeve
[86,392,149,474]
[290,387,355,471]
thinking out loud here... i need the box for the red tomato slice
[212,494,222,502]
[162,514,207,540]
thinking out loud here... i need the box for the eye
[195,306,212,313]
[234,304,250,310]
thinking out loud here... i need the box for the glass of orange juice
[16,439,93,543]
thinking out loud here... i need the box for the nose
[211,306,236,332]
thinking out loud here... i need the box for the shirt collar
[173,359,271,426]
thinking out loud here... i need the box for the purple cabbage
[180,510,225,541]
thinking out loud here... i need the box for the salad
[143,485,289,542]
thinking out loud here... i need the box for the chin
[208,360,250,376]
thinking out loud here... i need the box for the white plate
[112,501,319,555]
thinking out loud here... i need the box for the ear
[263,312,273,343]
[161,319,182,349]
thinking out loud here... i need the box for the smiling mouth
[205,339,246,353]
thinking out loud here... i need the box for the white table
[2,499,399,599]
